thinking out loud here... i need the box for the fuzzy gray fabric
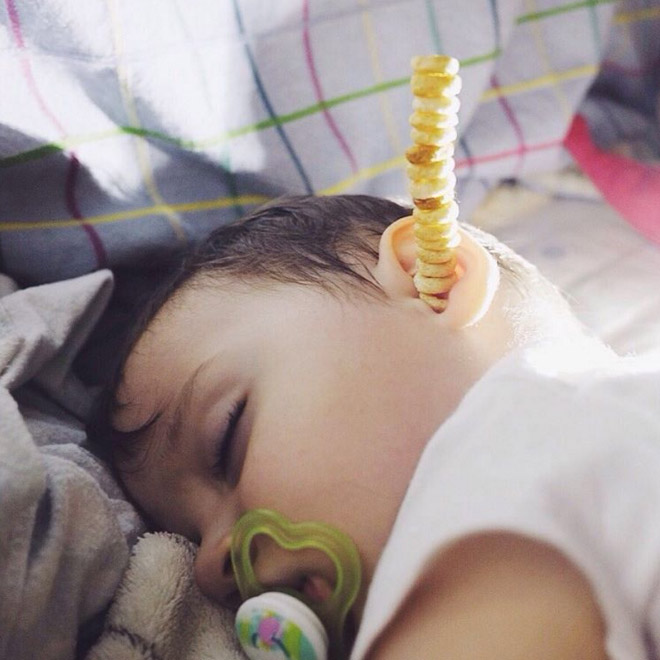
[0,271,143,659]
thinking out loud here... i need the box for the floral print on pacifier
[230,509,362,660]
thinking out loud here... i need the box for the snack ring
[406,54,462,312]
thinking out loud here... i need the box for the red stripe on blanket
[455,137,563,169]
[6,0,67,135]
[302,0,359,174]
[5,0,107,267]
[565,114,660,246]
[490,73,526,176]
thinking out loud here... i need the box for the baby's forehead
[128,285,215,368]
[114,309,190,431]
[115,283,243,427]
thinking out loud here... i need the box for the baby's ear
[375,216,500,328]
[374,215,418,298]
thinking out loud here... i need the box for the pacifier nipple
[236,592,328,660]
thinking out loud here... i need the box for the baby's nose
[194,533,336,608]
[193,535,241,608]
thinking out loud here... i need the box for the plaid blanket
[5,0,657,292]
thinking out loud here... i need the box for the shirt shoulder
[352,348,660,660]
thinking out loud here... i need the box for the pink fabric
[565,115,660,246]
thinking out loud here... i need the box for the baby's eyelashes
[211,397,248,487]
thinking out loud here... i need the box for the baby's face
[114,276,522,613]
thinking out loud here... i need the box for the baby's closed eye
[211,397,248,488]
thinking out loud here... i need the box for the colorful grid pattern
[0,0,633,287]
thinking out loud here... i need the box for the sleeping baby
[89,194,660,660]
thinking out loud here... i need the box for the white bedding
[478,194,660,358]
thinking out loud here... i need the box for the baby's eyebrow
[160,359,214,451]
[115,356,216,466]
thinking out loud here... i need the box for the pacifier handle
[236,591,328,660]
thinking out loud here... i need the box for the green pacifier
[231,509,362,660]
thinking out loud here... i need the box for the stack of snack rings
[406,55,462,312]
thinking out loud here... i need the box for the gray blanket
[0,271,143,659]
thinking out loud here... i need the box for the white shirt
[352,344,660,660]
